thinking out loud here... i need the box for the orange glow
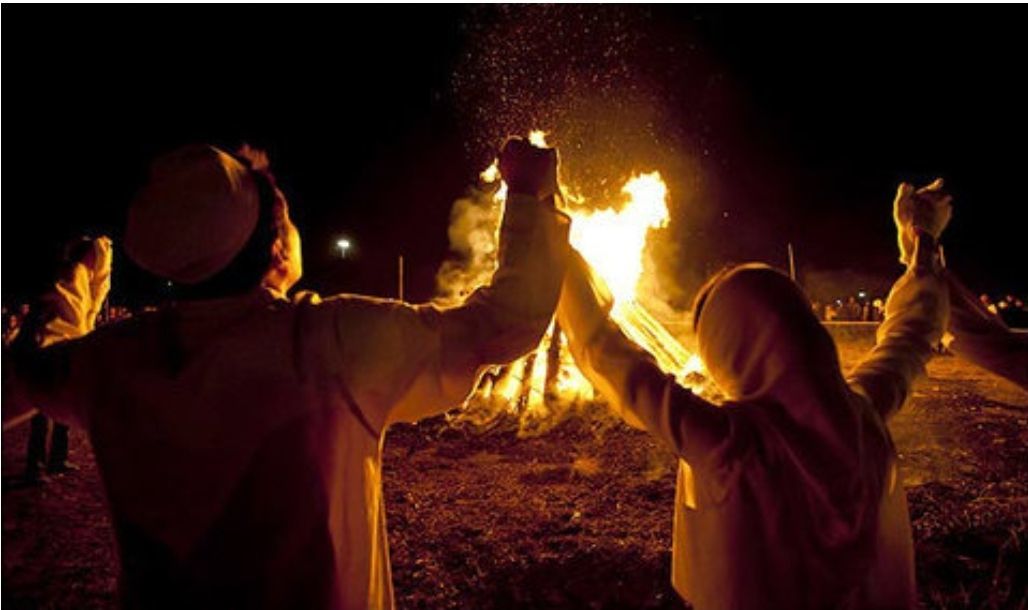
[569,171,669,302]
[528,130,549,148]
[442,131,707,434]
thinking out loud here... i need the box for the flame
[441,132,707,435]
[564,171,700,384]
[479,159,508,205]
[479,161,501,184]
[569,172,669,303]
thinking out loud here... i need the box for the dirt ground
[3,336,1026,609]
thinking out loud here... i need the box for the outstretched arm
[943,271,1028,389]
[557,250,729,464]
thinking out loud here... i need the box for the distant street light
[336,237,353,258]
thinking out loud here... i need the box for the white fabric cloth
[125,145,260,284]
[892,179,951,266]
[14,194,569,609]
[558,253,948,610]
[40,237,113,345]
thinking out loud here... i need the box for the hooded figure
[557,227,948,608]
[8,140,569,609]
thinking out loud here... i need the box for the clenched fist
[893,178,952,265]
[498,137,559,200]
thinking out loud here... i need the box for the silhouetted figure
[810,299,825,321]
[556,180,951,610]
[22,237,111,483]
[25,413,70,481]
[3,308,22,346]
[824,301,840,322]
[844,296,862,321]
[8,141,568,609]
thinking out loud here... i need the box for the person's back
[666,391,910,610]
[556,226,948,608]
[75,292,381,608]
[9,140,570,609]
[665,266,923,610]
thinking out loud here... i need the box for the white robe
[11,194,569,609]
[558,251,948,610]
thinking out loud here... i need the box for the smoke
[433,183,503,306]
[433,177,621,436]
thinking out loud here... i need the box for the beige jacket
[558,248,947,610]
[12,194,568,609]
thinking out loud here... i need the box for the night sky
[4,6,1025,307]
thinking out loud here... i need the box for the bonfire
[437,132,708,434]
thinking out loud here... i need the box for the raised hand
[498,137,559,200]
[893,178,953,265]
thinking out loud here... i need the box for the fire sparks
[443,132,707,435]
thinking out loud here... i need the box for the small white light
[336,238,352,254]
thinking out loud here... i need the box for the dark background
[4,6,1025,306]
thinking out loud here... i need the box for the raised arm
[849,182,951,420]
[897,180,1026,388]
[5,237,112,427]
[319,139,570,432]
[556,250,728,464]
[41,237,113,342]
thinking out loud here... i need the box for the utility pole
[397,255,405,302]
[787,243,797,283]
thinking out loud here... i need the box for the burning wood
[438,132,709,435]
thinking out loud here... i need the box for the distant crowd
[3,303,134,348]
[811,292,1027,327]
[812,296,886,322]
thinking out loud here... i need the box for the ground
[3,335,1026,609]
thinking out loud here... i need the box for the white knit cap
[125,144,260,284]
